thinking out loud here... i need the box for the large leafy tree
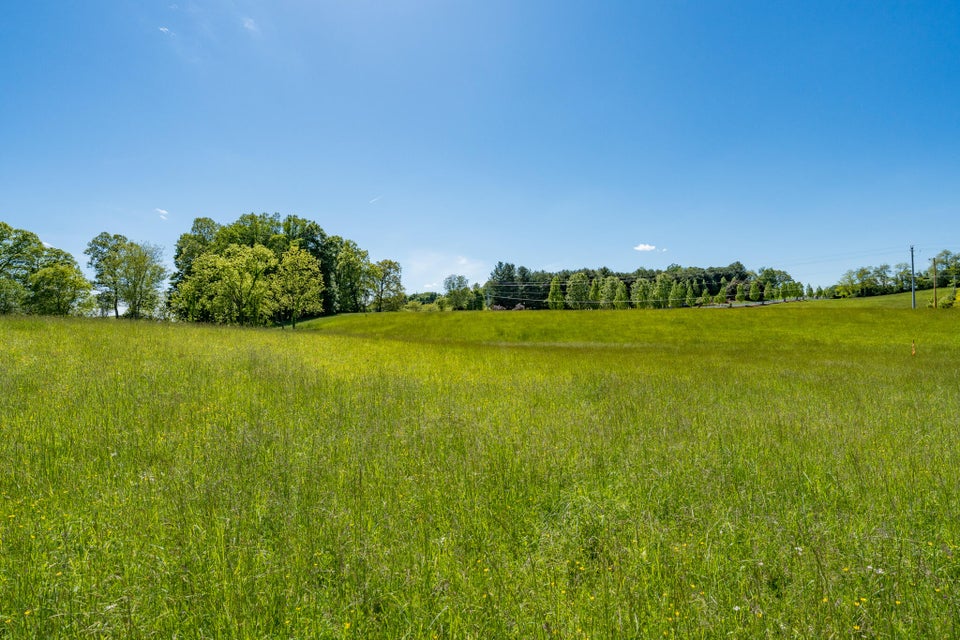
[1,224,92,315]
[0,222,46,313]
[588,278,601,307]
[173,244,277,325]
[274,244,324,328]
[547,276,564,310]
[219,244,277,325]
[0,222,44,280]
[684,281,696,307]
[172,217,221,287]
[369,259,405,312]
[873,264,892,293]
[612,278,628,310]
[565,272,590,310]
[668,280,684,308]
[85,232,127,318]
[651,274,671,309]
[0,277,24,314]
[120,243,167,319]
[599,276,628,310]
[630,279,650,309]
[334,239,370,313]
[215,212,284,253]
[26,257,91,315]
[86,233,167,318]
[443,274,471,311]
[282,215,338,314]
[936,250,959,290]
[170,214,386,322]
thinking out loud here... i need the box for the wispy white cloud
[369,195,383,204]
[633,243,657,252]
[155,208,169,221]
[158,26,171,34]
[242,17,259,33]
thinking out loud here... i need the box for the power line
[476,243,958,287]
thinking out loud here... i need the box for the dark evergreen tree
[486,262,517,308]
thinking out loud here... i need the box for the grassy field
[2,305,959,638]
[809,289,957,309]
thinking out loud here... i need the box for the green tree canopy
[172,217,220,287]
[1,222,46,313]
[486,262,517,309]
[172,244,277,325]
[120,243,167,319]
[612,278,629,310]
[84,232,128,318]
[170,214,387,322]
[565,272,591,310]
[443,274,471,311]
[334,239,370,313]
[735,283,746,302]
[275,244,324,328]
[588,278,601,307]
[86,233,167,319]
[547,276,565,310]
[27,260,91,316]
[2,223,91,315]
[369,259,405,312]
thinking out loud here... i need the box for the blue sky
[2,1,958,291]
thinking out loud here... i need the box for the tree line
[0,222,92,315]
[168,213,402,326]
[1,214,403,325]
[430,261,812,311]
[2,216,812,320]
[832,249,960,308]
[12,214,954,319]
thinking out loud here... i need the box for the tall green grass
[1,307,958,637]
[810,289,958,309]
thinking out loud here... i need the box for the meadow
[1,303,959,638]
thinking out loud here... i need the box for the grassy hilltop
[1,305,959,638]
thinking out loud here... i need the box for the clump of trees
[2,214,403,323]
[467,261,806,311]
[0,222,91,315]
[85,232,168,318]
[169,213,404,326]
[1,223,171,318]
[833,250,960,304]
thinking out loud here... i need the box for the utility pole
[910,245,916,309]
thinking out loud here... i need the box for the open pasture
[1,306,959,638]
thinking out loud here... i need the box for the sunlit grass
[810,289,957,309]
[1,307,959,637]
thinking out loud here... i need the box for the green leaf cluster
[0,221,91,315]
[84,232,167,318]
[169,213,403,325]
